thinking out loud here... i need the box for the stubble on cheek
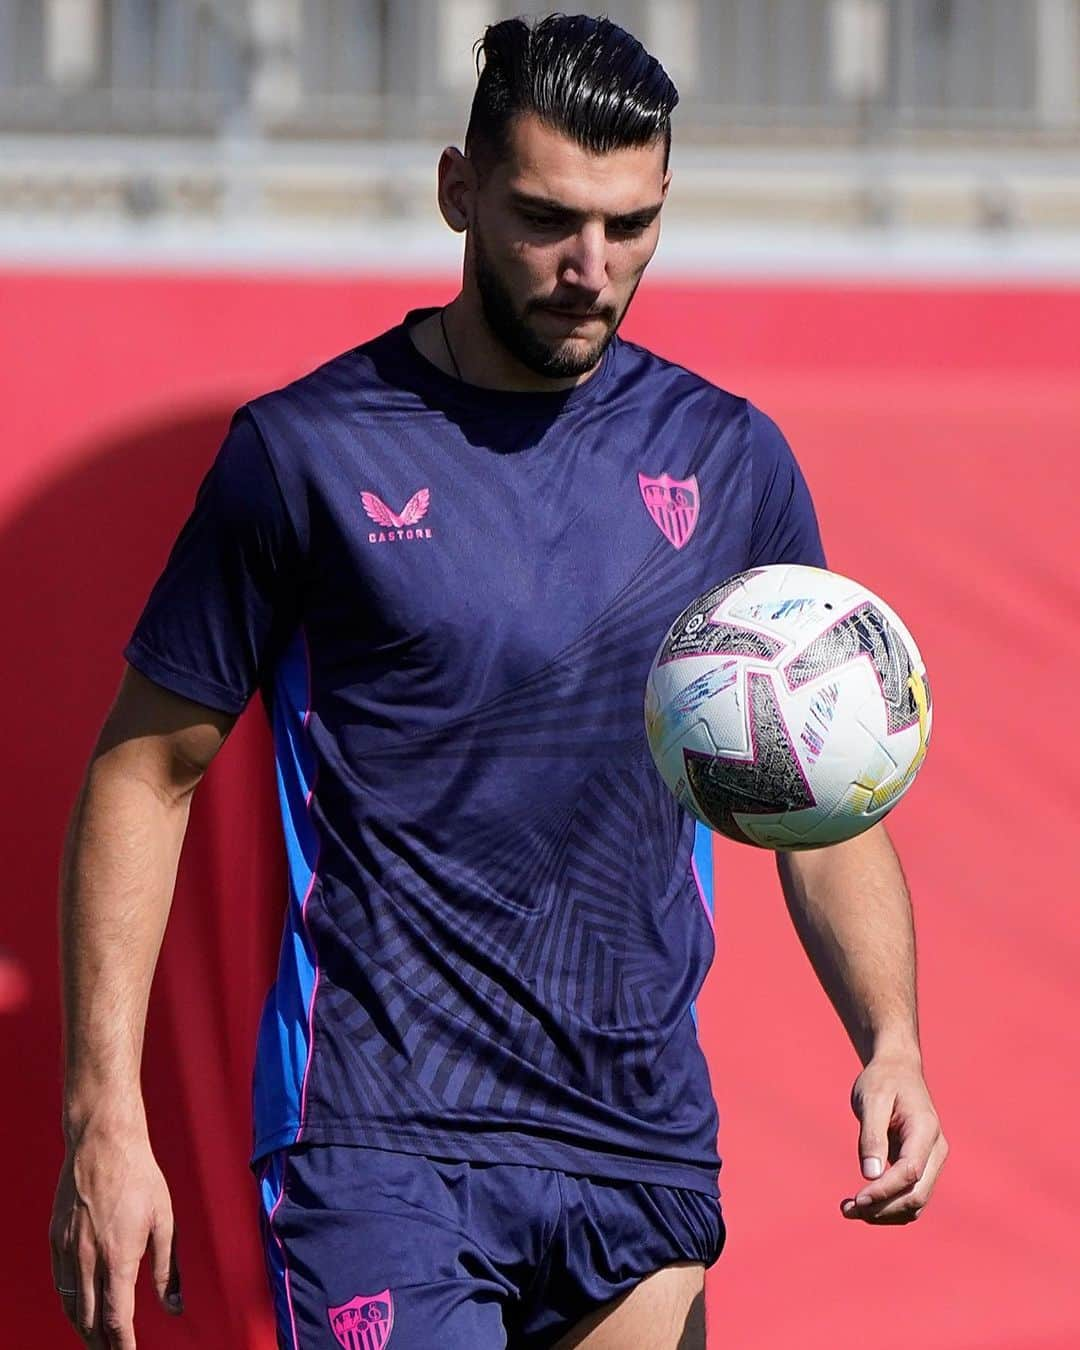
[472,212,655,379]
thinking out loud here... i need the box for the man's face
[466,115,669,379]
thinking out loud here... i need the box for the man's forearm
[60,747,191,1139]
[52,674,228,1337]
[775,823,919,1067]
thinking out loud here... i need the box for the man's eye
[608,220,648,238]
[523,212,561,230]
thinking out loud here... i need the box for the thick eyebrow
[508,191,664,229]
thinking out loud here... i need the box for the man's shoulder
[615,336,748,423]
[221,324,410,504]
[248,324,404,426]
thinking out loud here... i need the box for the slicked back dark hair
[465,14,678,173]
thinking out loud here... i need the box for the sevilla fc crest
[328,1290,395,1350]
[638,473,700,550]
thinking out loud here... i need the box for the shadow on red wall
[2,411,283,1348]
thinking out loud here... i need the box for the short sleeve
[123,408,303,714]
[747,402,827,569]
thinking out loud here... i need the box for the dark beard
[472,228,632,380]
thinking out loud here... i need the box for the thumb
[150,1211,182,1315]
[856,1089,892,1180]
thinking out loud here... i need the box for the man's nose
[560,223,607,293]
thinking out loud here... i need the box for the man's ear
[438,146,474,234]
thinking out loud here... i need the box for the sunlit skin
[411,113,670,390]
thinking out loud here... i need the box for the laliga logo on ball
[644,565,932,851]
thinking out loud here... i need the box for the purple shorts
[257,1143,724,1349]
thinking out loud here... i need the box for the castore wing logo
[362,488,433,544]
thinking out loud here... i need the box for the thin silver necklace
[439,306,463,381]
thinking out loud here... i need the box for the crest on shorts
[327,1289,395,1350]
[638,472,700,550]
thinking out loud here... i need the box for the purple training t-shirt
[126,310,825,1193]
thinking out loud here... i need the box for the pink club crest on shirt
[328,1290,395,1350]
[638,472,700,550]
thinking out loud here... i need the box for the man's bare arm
[50,668,235,1348]
[776,824,948,1225]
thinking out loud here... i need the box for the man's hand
[775,830,947,1226]
[49,1121,181,1347]
[840,1055,948,1225]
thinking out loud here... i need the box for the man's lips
[535,305,611,321]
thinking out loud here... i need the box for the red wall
[3,268,1077,1348]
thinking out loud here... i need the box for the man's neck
[408,294,602,394]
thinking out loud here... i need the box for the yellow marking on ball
[851,671,931,812]
[846,782,875,815]
[865,670,930,810]
[903,668,930,781]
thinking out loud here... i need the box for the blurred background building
[2,0,1079,270]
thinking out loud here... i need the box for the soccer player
[50,14,947,1350]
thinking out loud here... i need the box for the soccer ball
[644,565,932,850]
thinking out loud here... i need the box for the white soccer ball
[644,565,932,850]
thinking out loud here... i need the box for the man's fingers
[90,1267,109,1349]
[72,1265,108,1349]
[149,1212,183,1314]
[842,1181,927,1224]
[50,1222,79,1318]
[49,1205,95,1341]
[841,1179,922,1222]
[851,1111,939,1208]
[101,1259,139,1350]
[167,1236,183,1313]
[842,1193,925,1224]
[840,1138,928,1215]
[855,1153,923,1207]
[842,1133,948,1224]
[75,1221,101,1343]
[853,1096,934,1215]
